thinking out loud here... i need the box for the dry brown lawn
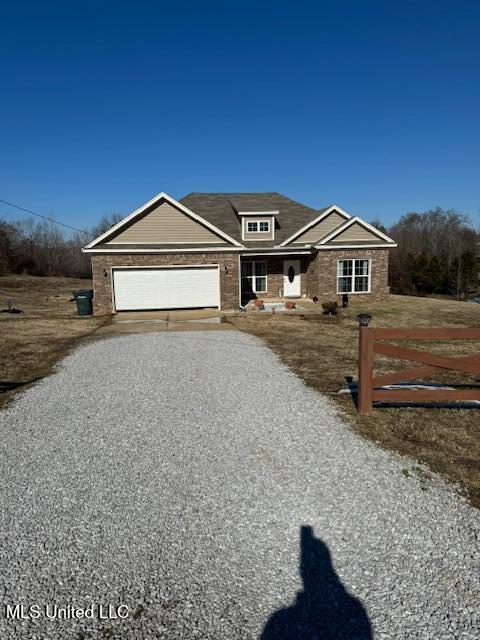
[1,279,479,506]
[0,276,107,402]
[228,295,480,507]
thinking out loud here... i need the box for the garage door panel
[113,267,219,311]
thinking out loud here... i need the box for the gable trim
[105,240,225,245]
[84,192,243,249]
[316,216,396,246]
[83,246,244,254]
[316,243,397,249]
[279,205,351,246]
[82,245,316,254]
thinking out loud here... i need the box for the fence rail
[357,318,480,414]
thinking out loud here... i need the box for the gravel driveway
[0,331,479,639]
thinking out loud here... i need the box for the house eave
[82,246,245,254]
[83,244,315,255]
[240,249,312,256]
[237,210,280,216]
[314,243,397,250]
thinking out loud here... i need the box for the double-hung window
[337,259,370,293]
[241,261,267,293]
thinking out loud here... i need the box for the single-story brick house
[83,191,396,314]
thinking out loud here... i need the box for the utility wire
[0,198,90,236]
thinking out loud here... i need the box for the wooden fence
[357,320,480,414]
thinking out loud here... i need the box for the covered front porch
[240,254,312,306]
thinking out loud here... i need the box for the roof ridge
[269,193,320,212]
[182,191,281,196]
[177,192,341,245]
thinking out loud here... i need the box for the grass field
[229,295,480,507]
[0,275,107,402]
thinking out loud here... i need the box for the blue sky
[0,0,479,230]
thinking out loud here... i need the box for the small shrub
[321,300,339,315]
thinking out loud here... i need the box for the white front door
[283,260,301,297]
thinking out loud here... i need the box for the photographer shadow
[261,526,372,640]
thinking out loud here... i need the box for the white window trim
[241,260,268,293]
[246,220,271,233]
[336,259,371,294]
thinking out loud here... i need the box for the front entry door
[283,259,301,297]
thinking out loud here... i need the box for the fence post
[358,314,373,414]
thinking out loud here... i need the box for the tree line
[0,213,121,279]
[380,208,479,299]
[0,207,478,299]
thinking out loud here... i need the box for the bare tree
[388,208,479,296]
[0,217,13,275]
[90,212,123,240]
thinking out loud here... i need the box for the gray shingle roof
[180,192,328,245]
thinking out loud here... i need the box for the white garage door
[112,267,220,311]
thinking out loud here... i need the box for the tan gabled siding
[106,201,226,244]
[331,222,380,243]
[293,212,346,243]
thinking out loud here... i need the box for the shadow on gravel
[261,526,372,640]
[0,379,41,393]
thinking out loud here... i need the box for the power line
[0,198,90,236]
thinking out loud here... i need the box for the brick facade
[244,250,389,302]
[91,253,239,314]
[90,248,389,314]
[241,256,311,300]
[305,248,390,301]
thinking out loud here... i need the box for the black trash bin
[72,289,93,316]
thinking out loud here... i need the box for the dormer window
[247,220,270,233]
[240,210,278,241]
